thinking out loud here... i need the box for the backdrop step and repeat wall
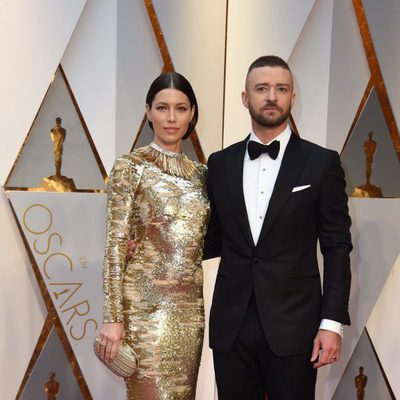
[1,1,399,399]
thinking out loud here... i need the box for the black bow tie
[247,140,280,160]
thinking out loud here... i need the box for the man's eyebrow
[254,82,290,87]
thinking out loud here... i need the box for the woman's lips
[164,127,179,133]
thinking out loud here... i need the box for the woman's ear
[145,104,151,121]
[190,105,195,122]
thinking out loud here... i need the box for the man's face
[242,66,295,130]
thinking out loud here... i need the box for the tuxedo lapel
[225,137,255,248]
[257,134,308,245]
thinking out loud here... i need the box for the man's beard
[248,102,291,128]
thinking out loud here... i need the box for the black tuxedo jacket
[204,133,352,356]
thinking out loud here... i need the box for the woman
[98,72,209,400]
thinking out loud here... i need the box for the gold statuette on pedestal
[354,366,367,400]
[40,117,76,192]
[352,131,383,197]
[44,372,60,399]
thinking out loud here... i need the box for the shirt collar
[245,125,292,161]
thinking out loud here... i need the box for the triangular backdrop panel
[114,0,163,157]
[367,254,400,398]
[362,0,400,129]
[6,67,106,191]
[321,198,400,400]
[0,189,47,399]
[341,88,400,197]
[151,0,227,158]
[223,0,316,148]
[129,2,205,163]
[346,198,400,328]
[8,191,125,399]
[332,329,394,400]
[19,326,83,400]
[289,0,333,147]
[0,0,87,184]
[326,0,369,152]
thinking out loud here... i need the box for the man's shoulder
[297,136,337,160]
[208,139,247,162]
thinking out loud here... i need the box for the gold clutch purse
[93,338,139,378]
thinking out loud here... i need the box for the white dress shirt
[243,127,291,245]
[242,126,343,337]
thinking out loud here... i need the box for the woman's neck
[153,138,182,154]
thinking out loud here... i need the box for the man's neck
[252,121,288,144]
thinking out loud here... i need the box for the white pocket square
[292,185,311,192]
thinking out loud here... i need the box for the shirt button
[259,216,263,219]
[262,168,266,171]
[261,191,264,194]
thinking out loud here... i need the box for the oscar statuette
[354,366,367,400]
[352,131,383,197]
[40,117,76,192]
[44,372,60,399]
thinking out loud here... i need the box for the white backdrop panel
[116,0,163,156]
[363,0,400,130]
[19,327,83,400]
[326,0,369,153]
[367,254,400,399]
[8,192,126,400]
[289,0,334,147]
[224,0,315,147]
[0,189,47,400]
[331,329,394,400]
[196,258,219,400]
[316,198,400,399]
[6,68,106,190]
[62,0,117,175]
[153,0,227,158]
[0,0,86,184]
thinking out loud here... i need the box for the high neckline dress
[103,142,210,399]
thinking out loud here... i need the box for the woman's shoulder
[190,160,207,183]
[111,150,146,178]
[192,160,207,175]
[116,147,148,165]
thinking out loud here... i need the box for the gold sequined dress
[102,142,209,400]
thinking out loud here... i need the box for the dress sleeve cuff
[319,319,344,337]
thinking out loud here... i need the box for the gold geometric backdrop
[1,1,399,399]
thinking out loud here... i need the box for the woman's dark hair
[146,72,198,140]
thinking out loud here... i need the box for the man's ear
[241,91,249,109]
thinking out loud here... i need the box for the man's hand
[126,239,136,262]
[311,329,341,369]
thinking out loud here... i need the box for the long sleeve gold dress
[102,142,210,400]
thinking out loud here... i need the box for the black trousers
[213,302,317,400]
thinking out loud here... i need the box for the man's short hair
[247,55,292,76]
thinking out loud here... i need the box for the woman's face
[146,88,195,150]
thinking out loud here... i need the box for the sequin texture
[102,143,209,399]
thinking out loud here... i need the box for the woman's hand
[126,239,136,262]
[97,322,125,363]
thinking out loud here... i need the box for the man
[203,55,352,399]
